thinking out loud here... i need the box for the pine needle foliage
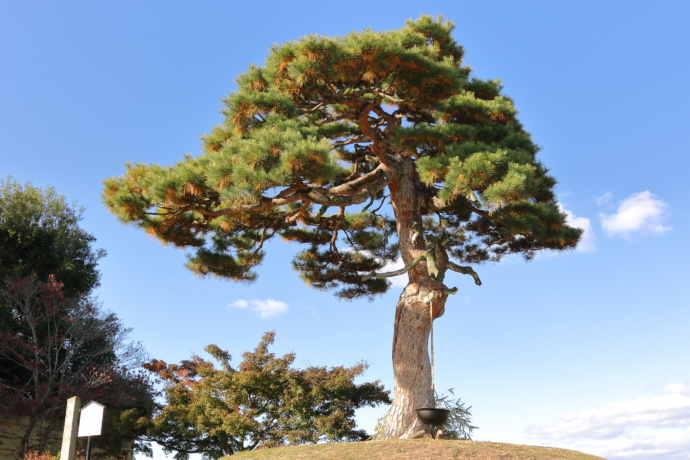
[103,16,581,299]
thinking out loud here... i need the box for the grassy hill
[230,439,606,459]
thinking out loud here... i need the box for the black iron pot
[415,407,450,425]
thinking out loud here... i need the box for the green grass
[229,439,606,459]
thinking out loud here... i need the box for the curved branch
[361,250,430,281]
[447,261,482,286]
[154,162,392,230]
[356,102,389,164]
[333,135,371,148]
[371,104,398,128]
[327,163,391,196]
[427,195,492,219]
[330,206,346,252]
[286,201,311,224]
[198,166,391,218]
[375,89,405,104]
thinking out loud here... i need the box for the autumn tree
[0,178,155,458]
[0,275,156,459]
[143,332,390,459]
[103,16,582,438]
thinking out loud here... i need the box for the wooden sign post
[60,396,81,460]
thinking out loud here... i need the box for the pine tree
[103,16,581,438]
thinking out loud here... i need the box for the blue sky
[2,2,689,459]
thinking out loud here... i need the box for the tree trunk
[17,414,39,459]
[381,157,450,438]
[381,284,430,438]
[380,280,449,438]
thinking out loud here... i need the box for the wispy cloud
[599,191,671,238]
[561,206,596,253]
[527,382,690,459]
[228,299,288,319]
[595,191,614,207]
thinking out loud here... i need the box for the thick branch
[333,135,371,148]
[372,104,398,128]
[328,163,391,196]
[330,206,345,251]
[356,102,389,163]
[447,261,482,286]
[202,193,303,217]
[427,195,492,219]
[198,164,392,220]
[361,250,430,281]
[375,89,406,104]
[285,201,311,224]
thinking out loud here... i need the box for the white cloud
[527,382,690,459]
[380,258,408,287]
[561,207,596,253]
[599,191,671,238]
[344,248,409,288]
[228,298,288,319]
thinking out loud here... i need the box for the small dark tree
[103,16,582,437]
[143,332,390,459]
[435,389,476,440]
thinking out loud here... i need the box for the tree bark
[381,285,428,438]
[380,280,450,438]
[380,157,450,438]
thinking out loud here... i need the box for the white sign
[77,401,104,437]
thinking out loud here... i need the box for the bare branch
[202,164,391,219]
[286,201,311,224]
[427,195,493,220]
[375,89,405,104]
[361,250,430,281]
[306,101,325,113]
[447,261,482,286]
[328,163,391,196]
[333,135,371,148]
[330,206,346,252]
